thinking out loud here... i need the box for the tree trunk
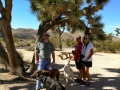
[0,20,22,75]
[85,27,91,35]
[59,34,62,50]
[0,42,10,70]
[36,22,47,44]
[16,51,25,72]
[26,54,37,74]
[26,23,45,74]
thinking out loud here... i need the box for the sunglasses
[44,35,49,36]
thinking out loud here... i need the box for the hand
[51,61,55,65]
[35,60,39,65]
[72,50,75,55]
[85,59,88,62]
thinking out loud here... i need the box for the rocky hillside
[11,28,84,40]
[0,28,119,41]
[12,28,37,39]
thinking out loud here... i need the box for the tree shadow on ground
[58,68,120,90]
[1,67,120,90]
[0,76,36,90]
[104,68,120,75]
[0,77,35,84]
[0,68,9,73]
[9,82,36,90]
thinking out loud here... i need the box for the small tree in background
[115,28,120,36]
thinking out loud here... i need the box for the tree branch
[0,0,4,14]
[5,0,12,23]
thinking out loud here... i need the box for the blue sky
[10,0,120,34]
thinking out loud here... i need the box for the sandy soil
[0,48,120,90]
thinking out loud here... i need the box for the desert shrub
[0,38,3,41]
[25,46,34,51]
[24,43,31,46]
[15,42,31,47]
[13,37,19,42]
[50,37,60,48]
[31,39,35,43]
[89,33,107,41]
[66,38,75,47]
[15,43,21,47]
[93,40,120,53]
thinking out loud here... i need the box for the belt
[40,58,50,60]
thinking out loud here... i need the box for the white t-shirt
[81,42,93,62]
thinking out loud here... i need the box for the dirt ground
[0,48,120,90]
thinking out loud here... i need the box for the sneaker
[74,78,79,81]
[80,81,86,85]
[74,78,82,83]
[86,82,92,87]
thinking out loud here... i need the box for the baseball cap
[43,32,50,36]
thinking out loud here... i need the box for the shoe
[74,78,82,83]
[74,78,79,82]
[80,81,86,85]
[86,82,92,87]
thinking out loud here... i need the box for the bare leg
[85,67,91,83]
[82,66,86,81]
[78,69,83,80]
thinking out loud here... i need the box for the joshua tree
[115,28,120,36]
[29,0,109,41]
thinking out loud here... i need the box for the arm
[85,49,94,62]
[51,51,55,64]
[35,50,39,64]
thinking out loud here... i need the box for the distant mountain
[112,36,120,41]
[12,28,37,39]
[1,28,118,41]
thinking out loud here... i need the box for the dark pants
[75,60,82,69]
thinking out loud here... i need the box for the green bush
[93,40,120,53]
[0,38,3,41]
[50,37,60,48]
[66,38,75,47]
[13,37,19,42]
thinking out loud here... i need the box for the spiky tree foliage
[28,0,110,41]
[115,28,120,36]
